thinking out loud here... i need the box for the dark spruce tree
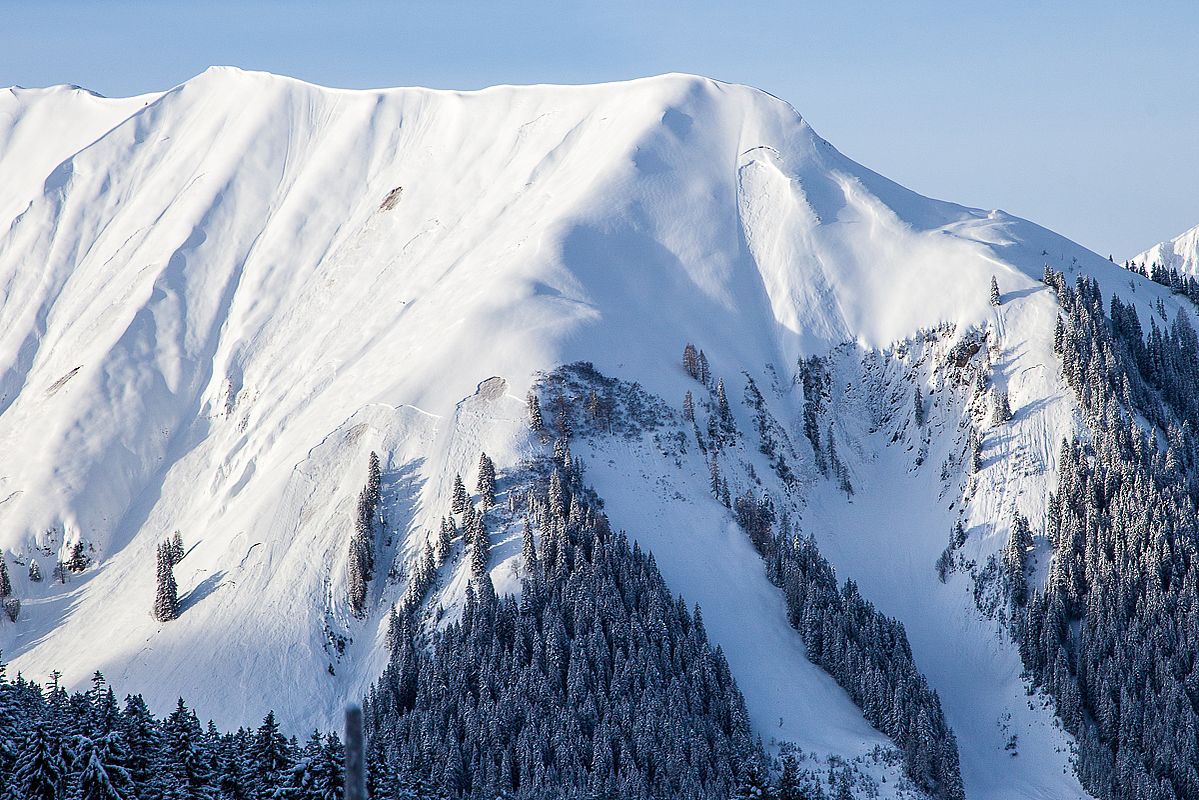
[153,541,179,623]
[475,452,496,509]
[348,452,383,617]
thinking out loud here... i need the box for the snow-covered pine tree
[450,474,468,515]
[162,698,213,792]
[1002,512,1034,607]
[548,471,566,520]
[521,518,538,574]
[347,453,383,617]
[249,712,292,799]
[990,275,1001,306]
[992,388,1013,424]
[683,343,700,380]
[436,518,453,563]
[152,542,179,623]
[969,429,983,472]
[28,559,42,583]
[475,452,496,508]
[0,557,10,599]
[914,384,925,427]
[826,425,853,496]
[73,731,135,800]
[526,392,544,434]
[67,541,91,573]
[9,723,67,800]
[469,514,489,579]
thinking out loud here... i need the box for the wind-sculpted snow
[1132,221,1199,277]
[1,68,1196,799]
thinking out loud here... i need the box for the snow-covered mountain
[1132,221,1199,275]
[1,68,1195,799]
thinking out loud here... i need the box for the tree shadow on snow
[180,570,227,613]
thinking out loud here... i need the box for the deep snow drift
[1,68,1193,799]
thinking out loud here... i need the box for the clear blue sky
[4,1,1196,259]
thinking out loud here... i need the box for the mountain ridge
[1,68,1195,799]
[1132,220,1199,276]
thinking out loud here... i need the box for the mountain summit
[1,70,1195,800]
[1133,220,1199,276]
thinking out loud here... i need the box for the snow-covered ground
[1,68,1195,798]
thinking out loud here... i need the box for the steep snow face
[1132,221,1199,275]
[0,85,159,232]
[0,68,1191,798]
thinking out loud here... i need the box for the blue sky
[4,1,1196,258]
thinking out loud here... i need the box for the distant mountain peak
[1132,221,1199,276]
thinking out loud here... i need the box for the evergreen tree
[118,695,160,792]
[29,559,42,583]
[991,389,1012,425]
[67,542,91,573]
[170,532,185,566]
[8,724,67,800]
[73,732,135,800]
[1002,513,1034,607]
[520,519,538,574]
[450,475,468,516]
[249,712,292,800]
[0,556,10,599]
[683,343,701,380]
[310,734,345,800]
[716,378,733,433]
[153,542,179,623]
[347,453,383,617]
[526,393,544,435]
[990,275,1001,306]
[469,515,489,579]
[161,698,212,798]
[775,754,804,800]
[826,425,853,496]
[698,349,711,386]
[914,384,925,427]
[475,453,496,509]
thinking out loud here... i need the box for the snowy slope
[1132,221,1199,275]
[1,68,1194,798]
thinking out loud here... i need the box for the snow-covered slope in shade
[1132,221,1199,275]
[2,67,1194,798]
